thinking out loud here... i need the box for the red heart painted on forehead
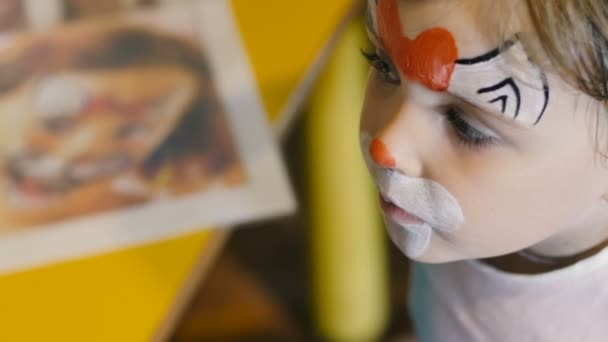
[376,0,458,91]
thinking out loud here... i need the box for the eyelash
[444,108,497,149]
[361,49,401,85]
[360,49,497,150]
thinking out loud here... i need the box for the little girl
[360,0,608,340]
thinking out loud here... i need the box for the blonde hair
[524,0,608,101]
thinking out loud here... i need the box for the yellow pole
[307,15,388,341]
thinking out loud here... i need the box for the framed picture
[63,0,158,20]
[0,0,294,273]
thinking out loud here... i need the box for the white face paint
[360,132,465,258]
[449,41,550,126]
[366,0,379,36]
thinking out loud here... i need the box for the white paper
[0,0,295,274]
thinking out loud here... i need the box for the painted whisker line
[477,77,522,118]
[535,74,550,125]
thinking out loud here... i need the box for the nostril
[370,138,396,167]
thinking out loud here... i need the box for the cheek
[439,153,603,256]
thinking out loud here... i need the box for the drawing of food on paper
[0,9,245,229]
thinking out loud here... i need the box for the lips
[379,193,423,225]
[360,132,465,233]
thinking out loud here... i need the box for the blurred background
[0,0,416,341]
[169,116,415,341]
[169,2,415,340]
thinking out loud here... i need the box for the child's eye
[444,108,497,149]
[361,49,401,85]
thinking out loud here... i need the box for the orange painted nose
[370,138,396,168]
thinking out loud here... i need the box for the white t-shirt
[409,247,608,342]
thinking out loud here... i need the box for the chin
[402,239,532,264]
[386,224,471,264]
[405,251,461,264]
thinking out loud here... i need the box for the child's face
[361,0,608,262]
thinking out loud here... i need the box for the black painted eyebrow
[455,40,516,65]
